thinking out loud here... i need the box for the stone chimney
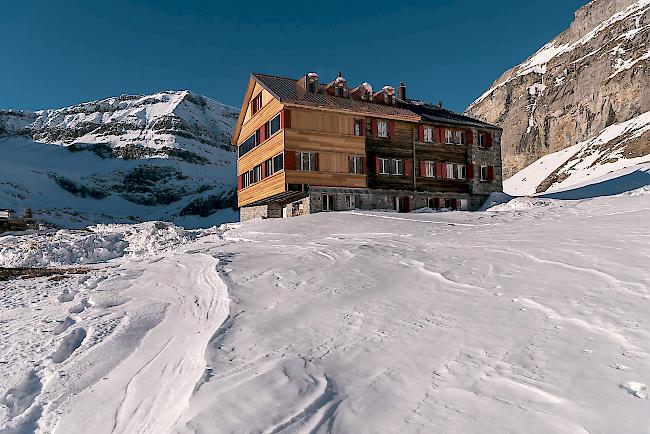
[398,82,406,100]
[307,72,319,93]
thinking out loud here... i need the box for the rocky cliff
[466,0,650,179]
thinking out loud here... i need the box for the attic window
[251,93,263,115]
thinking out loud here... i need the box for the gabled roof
[232,72,500,144]
[253,73,420,120]
[403,100,502,130]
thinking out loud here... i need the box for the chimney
[438,100,443,108]
[398,81,406,100]
[307,72,319,93]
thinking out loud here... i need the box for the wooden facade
[232,73,502,210]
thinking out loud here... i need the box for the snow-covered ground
[2,186,650,433]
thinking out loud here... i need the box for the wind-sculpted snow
[0,221,194,267]
[2,190,650,433]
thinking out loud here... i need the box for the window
[447,163,454,179]
[273,153,283,172]
[378,121,388,138]
[349,156,363,174]
[239,133,257,157]
[242,171,251,188]
[457,164,466,179]
[379,158,390,175]
[253,165,262,183]
[425,161,436,178]
[345,195,356,209]
[427,198,436,208]
[298,152,317,171]
[264,159,272,177]
[445,129,454,144]
[322,194,335,211]
[478,133,486,148]
[480,165,489,181]
[251,93,262,115]
[268,114,281,137]
[424,127,433,143]
[354,119,363,136]
[454,130,465,145]
[393,159,404,175]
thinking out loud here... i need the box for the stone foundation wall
[242,189,491,221]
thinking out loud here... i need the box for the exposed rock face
[466,0,650,178]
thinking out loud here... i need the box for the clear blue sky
[1,0,586,113]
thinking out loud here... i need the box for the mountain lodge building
[231,72,503,221]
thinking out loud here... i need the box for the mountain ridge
[0,90,240,228]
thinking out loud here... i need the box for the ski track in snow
[2,189,650,433]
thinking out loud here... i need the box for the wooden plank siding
[366,120,415,190]
[238,171,286,207]
[238,98,284,145]
[241,83,277,127]
[285,170,366,188]
[284,129,365,154]
[238,130,284,175]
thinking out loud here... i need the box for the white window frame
[447,163,454,179]
[322,194,335,211]
[480,165,488,181]
[454,130,465,145]
[445,129,454,144]
[377,121,388,138]
[345,194,356,209]
[354,119,362,136]
[298,152,317,171]
[457,164,466,180]
[350,156,363,174]
[423,127,433,143]
[393,159,404,176]
[478,133,486,148]
[425,161,436,178]
[379,158,390,175]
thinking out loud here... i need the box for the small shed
[0,209,15,220]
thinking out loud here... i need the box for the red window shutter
[259,126,266,143]
[284,151,296,170]
[434,127,441,143]
[314,153,319,172]
[389,121,396,138]
[434,197,440,209]
[488,165,494,181]
[371,119,378,137]
[360,119,366,136]
[487,132,493,147]
[361,157,367,174]
[280,109,291,129]
[451,198,458,210]
[404,159,412,176]
[467,164,474,179]
[420,160,426,177]
[418,125,424,142]
[437,162,445,179]
[261,162,266,179]
[237,175,242,191]
[375,156,381,174]
[466,130,474,145]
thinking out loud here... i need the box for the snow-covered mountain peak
[0,90,240,228]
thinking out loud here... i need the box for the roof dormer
[350,82,373,101]
[374,85,396,105]
[325,72,349,98]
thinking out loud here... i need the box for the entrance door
[395,196,411,213]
